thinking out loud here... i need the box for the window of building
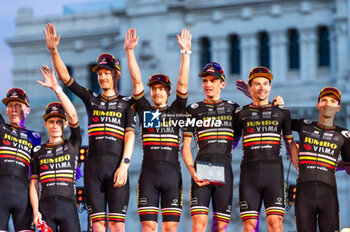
[288,29,300,69]
[258,32,270,69]
[229,35,240,74]
[199,37,211,70]
[318,26,330,67]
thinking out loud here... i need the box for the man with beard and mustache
[234,66,298,232]
[44,23,136,232]
[0,88,41,231]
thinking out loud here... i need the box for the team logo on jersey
[122,96,132,101]
[41,165,48,170]
[303,119,312,124]
[3,140,11,146]
[33,132,40,138]
[235,106,243,113]
[191,103,199,109]
[34,145,41,152]
[143,110,161,128]
[341,130,350,138]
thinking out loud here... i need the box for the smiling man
[234,66,298,232]
[0,88,41,232]
[291,87,350,231]
[44,23,136,232]
[124,27,191,232]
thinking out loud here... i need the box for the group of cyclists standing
[0,23,349,232]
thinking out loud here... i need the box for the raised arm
[38,65,78,125]
[44,23,70,84]
[176,29,191,93]
[124,28,144,95]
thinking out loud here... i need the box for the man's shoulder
[335,126,350,139]
[186,101,202,111]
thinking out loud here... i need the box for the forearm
[50,48,71,84]
[182,138,195,175]
[29,181,40,214]
[122,131,135,162]
[54,86,78,124]
[286,139,298,170]
[176,53,190,93]
[125,49,144,95]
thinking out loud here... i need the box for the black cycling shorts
[40,198,81,232]
[84,155,129,223]
[239,162,285,221]
[295,181,339,232]
[137,163,182,222]
[0,177,34,231]
[190,159,233,224]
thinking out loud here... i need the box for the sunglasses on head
[149,74,170,83]
[97,53,115,62]
[249,67,271,76]
[202,62,224,74]
[202,62,224,73]
[97,53,120,70]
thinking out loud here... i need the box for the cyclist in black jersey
[182,62,241,232]
[234,67,298,232]
[0,87,41,232]
[44,23,136,232]
[290,87,350,232]
[124,28,191,231]
[30,65,81,232]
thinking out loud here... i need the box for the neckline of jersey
[202,99,223,104]
[316,122,336,130]
[101,94,119,101]
[46,139,65,146]
[249,103,273,108]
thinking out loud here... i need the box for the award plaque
[196,161,225,185]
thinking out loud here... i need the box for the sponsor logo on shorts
[239,201,248,210]
[139,197,148,205]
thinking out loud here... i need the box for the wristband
[180,49,192,55]
[55,86,63,94]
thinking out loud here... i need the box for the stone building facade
[6,0,350,230]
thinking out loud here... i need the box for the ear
[44,121,48,129]
[316,102,320,109]
[64,120,68,129]
[25,106,31,115]
[220,81,226,90]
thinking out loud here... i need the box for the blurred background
[1,0,350,231]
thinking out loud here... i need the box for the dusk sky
[0,0,99,102]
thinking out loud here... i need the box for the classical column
[334,20,348,85]
[299,28,317,82]
[240,33,258,80]
[270,30,288,83]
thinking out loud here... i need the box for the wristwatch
[122,158,130,164]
